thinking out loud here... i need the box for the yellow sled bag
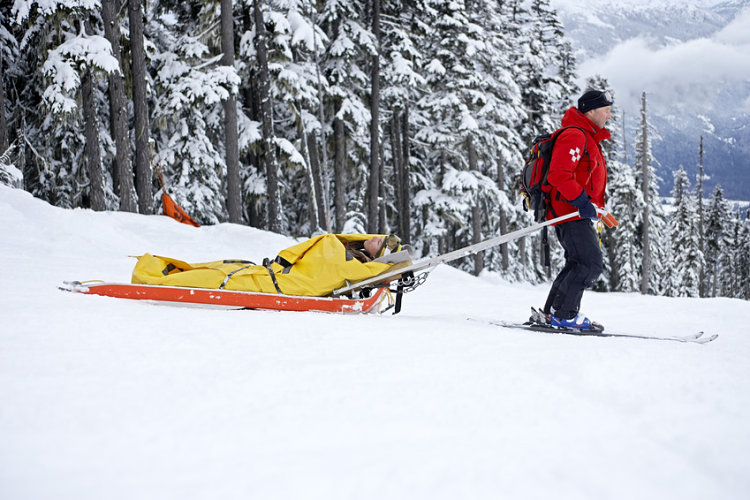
[132,233,411,297]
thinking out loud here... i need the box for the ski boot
[549,312,604,333]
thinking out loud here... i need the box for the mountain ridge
[553,0,750,200]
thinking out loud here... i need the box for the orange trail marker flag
[154,160,200,227]
[161,192,200,227]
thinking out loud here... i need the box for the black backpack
[521,126,587,222]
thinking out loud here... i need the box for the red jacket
[546,107,611,223]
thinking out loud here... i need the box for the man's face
[586,106,611,128]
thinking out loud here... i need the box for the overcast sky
[552,0,750,114]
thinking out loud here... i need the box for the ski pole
[332,211,579,297]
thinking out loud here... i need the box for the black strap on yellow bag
[263,258,284,294]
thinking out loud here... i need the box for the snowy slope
[1,185,749,500]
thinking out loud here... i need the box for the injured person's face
[364,236,385,259]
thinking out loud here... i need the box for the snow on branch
[11,0,99,24]
[41,34,119,114]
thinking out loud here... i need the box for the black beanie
[578,90,613,113]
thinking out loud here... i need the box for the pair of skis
[472,309,717,344]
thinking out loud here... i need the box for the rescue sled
[60,281,390,314]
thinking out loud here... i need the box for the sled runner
[60,281,390,314]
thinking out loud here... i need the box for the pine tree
[149,1,239,224]
[0,15,10,153]
[704,185,730,297]
[477,0,526,277]
[736,211,750,300]
[722,212,744,298]
[314,0,374,233]
[514,0,562,147]
[669,167,703,297]
[414,0,484,260]
[585,76,617,292]
[608,161,642,292]
[380,0,428,243]
[12,1,120,210]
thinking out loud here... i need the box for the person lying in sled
[131,233,412,297]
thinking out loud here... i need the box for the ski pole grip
[596,208,619,228]
[603,213,619,228]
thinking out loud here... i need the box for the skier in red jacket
[542,89,613,331]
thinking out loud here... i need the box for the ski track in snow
[1,185,749,500]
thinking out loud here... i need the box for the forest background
[0,0,748,299]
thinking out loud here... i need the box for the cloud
[578,7,750,114]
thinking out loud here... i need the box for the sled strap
[273,255,294,274]
[162,263,181,276]
[392,271,413,315]
[263,258,284,294]
[219,263,255,290]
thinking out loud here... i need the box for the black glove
[569,190,598,220]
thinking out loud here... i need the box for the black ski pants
[543,219,603,319]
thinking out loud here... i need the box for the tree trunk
[0,45,8,152]
[401,105,411,241]
[81,68,106,211]
[102,0,137,212]
[378,139,385,232]
[253,0,280,232]
[127,0,152,214]
[311,7,330,232]
[240,8,259,227]
[697,135,706,297]
[307,132,327,230]
[367,0,381,233]
[333,115,345,232]
[391,109,405,238]
[221,0,241,223]
[295,106,319,231]
[497,158,509,271]
[467,136,482,276]
[640,92,650,295]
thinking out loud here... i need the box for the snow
[1,184,749,500]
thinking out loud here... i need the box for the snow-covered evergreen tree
[413,0,487,263]
[380,0,428,243]
[668,167,703,297]
[514,0,563,147]
[722,211,746,299]
[472,0,528,280]
[149,1,239,224]
[736,211,750,300]
[704,185,731,297]
[11,1,121,210]
[609,165,642,292]
[254,0,331,234]
[314,0,374,233]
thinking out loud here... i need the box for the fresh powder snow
[1,184,749,500]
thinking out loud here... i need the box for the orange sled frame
[60,281,390,314]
